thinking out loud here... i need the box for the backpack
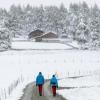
[51,79,56,85]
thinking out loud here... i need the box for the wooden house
[35,32,59,42]
[28,29,44,39]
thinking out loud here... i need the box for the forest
[0,1,100,50]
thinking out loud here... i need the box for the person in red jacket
[50,75,58,96]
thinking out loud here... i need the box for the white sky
[0,0,99,10]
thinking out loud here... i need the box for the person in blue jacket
[36,72,45,96]
[50,75,58,96]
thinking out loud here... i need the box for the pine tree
[44,6,60,35]
[68,3,80,40]
[76,18,90,48]
[89,4,100,48]
[0,19,11,50]
[59,3,68,38]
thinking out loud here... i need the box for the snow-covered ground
[57,75,100,100]
[0,39,100,100]
[12,41,72,50]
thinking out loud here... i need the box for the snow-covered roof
[35,32,58,39]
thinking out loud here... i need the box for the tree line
[0,1,100,49]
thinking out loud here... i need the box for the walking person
[50,75,58,97]
[36,72,45,96]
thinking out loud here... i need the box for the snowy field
[57,75,100,100]
[12,41,72,50]
[0,40,100,100]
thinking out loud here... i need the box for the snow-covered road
[19,81,66,100]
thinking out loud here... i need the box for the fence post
[67,72,69,77]
[4,89,6,99]
[79,70,80,76]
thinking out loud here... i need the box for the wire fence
[0,75,24,100]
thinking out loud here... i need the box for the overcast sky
[0,0,99,10]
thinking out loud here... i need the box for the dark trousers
[52,86,56,96]
[38,85,43,96]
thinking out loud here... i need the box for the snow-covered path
[19,81,66,100]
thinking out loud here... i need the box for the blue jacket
[36,74,44,85]
[50,76,58,87]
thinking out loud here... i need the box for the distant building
[41,32,58,38]
[28,29,44,39]
[35,32,59,42]
[35,36,42,42]
[61,33,68,38]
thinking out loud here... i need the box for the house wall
[35,37,42,42]
[42,38,60,43]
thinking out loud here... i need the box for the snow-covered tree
[58,3,68,37]
[34,5,45,30]
[88,4,100,48]
[21,5,34,35]
[68,3,80,39]
[79,1,90,24]
[76,18,90,45]
[44,6,60,35]
[0,19,11,50]
[8,5,24,37]
[0,8,11,50]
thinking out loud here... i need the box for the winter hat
[53,75,55,77]
[39,72,42,74]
